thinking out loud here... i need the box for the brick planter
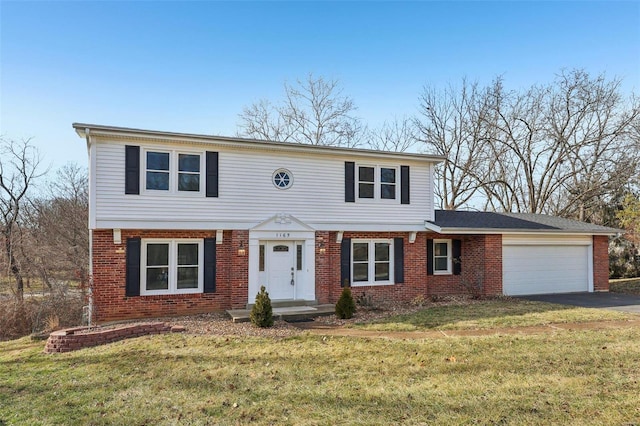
[44,322,183,353]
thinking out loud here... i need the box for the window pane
[147,152,169,171]
[296,245,302,271]
[177,243,198,265]
[353,263,369,282]
[178,173,200,191]
[178,154,200,172]
[434,242,448,257]
[435,257,449,271]
[381,184,396,199]
[177,266,198,289]
[359,166,374,182]
[353,243,369,262]
[359,183,374,198]
[146,267,169,290]
[375,243,390,261]
[381,168,395,183]
[375,262,390,281]
[147,244,169,266]
[146,171,169,190]
[259,245,265,272]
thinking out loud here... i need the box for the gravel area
[150,296,479,338]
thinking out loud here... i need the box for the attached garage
[502,235,593,296]
[426,210,615,296]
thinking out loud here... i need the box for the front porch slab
[227,304,335,323]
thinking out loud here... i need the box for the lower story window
[352,239,394,286]
[141,239,203,295]
[433,239,452,274]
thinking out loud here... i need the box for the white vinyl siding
[502,235,592,296]
[93,140,435,230]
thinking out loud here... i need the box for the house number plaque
[275,232,291,238]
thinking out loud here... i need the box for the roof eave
[72,123,446,163]
[425,225,621,236]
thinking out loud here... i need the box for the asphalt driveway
[519,292,640,314]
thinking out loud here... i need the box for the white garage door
[502,236,592,296]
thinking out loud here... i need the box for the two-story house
[74,123,616,322]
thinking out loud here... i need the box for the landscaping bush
[0,282,85,341]
[335,287,356,319]
[250,286,274,328]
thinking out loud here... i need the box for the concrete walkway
[294,318,640,340]
[518,292,640,314]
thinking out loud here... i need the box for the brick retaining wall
[44,322,182,353]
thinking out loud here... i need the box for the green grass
[610,278,640,295]
[354,299,634,332]
[2,328,640,425]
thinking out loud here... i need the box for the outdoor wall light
[237,241,246,256]
[319,241,326,254]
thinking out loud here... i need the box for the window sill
[140,289,203,296]
[351,281,395,287]
[433,271,452,276]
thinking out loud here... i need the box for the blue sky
[1,1,639,170]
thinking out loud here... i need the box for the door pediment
[251,213,315,233]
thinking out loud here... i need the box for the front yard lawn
[1,298,639,425]
[2,326,640,425]
[354,298,634,332]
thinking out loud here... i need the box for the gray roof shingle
[429,210,619,235]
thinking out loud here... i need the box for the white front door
[266,242,296,300]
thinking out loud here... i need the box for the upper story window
[144,150,203,194]
[357,165,398,201]
[146,152,170,190]
[273,168,293,189]
[178,154,201,191]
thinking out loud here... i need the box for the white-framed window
[433,239,452,275]
[144,149,204,195]
[272,168,294,189]
[141,239,204,295]
[352,239,394,286]
[357,165,398,201]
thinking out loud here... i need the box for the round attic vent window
[272,168,293,189]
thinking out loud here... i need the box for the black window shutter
[340,238,352,287]
[125,145,140,195]
[206,151,219,198]
[401,165,410,204]
[345,162,355,202]
[426,238,434,276]
[203,237,217,293]
[125,237,141,297]
[394,237,404,284]
[452,239,462,276]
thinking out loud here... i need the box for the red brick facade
[91,229,611,322]
[593,235,610,292]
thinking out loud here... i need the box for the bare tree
[483,70,640,217]
[415,78,495,209]
[24,164,89,288]
[238,74,364,147]
[366,117,418,152]
[0,138,44,299]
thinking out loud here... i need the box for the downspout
[85,128,94,327]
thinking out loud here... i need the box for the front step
[245,299,319,310]
[227,304,335,323]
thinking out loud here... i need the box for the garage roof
[425,210,620,235]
